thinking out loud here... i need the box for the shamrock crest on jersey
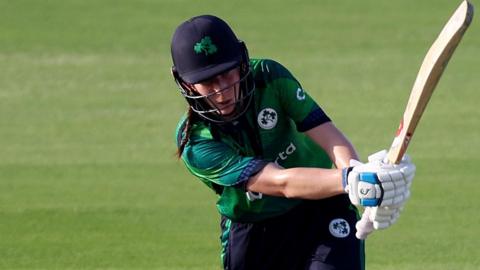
[329,218,350,238]
[257,108,278,129]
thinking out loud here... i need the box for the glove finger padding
[344,150,416,208]
[372,206,402,230]
[355,205,404,239]
[377,158,415,207]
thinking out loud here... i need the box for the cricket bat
[356,1,474,240]
[386,0,474,164]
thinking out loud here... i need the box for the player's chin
[218,107,239,120]
[219,104,236,116]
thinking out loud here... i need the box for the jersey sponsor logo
[257,108,278,129]
[274,142,296,165]
[296,88,306,101]
[329,218,350,238]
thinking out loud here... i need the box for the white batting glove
[355,207,375,239]
[352,151,415,240]
[355,206,403,239]
[342,150,415,208]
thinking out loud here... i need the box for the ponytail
[176,107,196,158]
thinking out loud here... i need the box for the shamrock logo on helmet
[194,36,218,56]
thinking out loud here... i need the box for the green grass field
[1,0,479,269]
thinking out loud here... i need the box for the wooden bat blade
[386,0,474,164]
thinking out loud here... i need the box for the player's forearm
[246,163,345,200]
[330,144,359,169]
[279,167,345,199]
[305,122,359,169]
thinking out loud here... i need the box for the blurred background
[0,0,479,269]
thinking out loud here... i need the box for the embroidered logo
[257,108,278,129]
[329,218,350,238]
[194,36,218,56]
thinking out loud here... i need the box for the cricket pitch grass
[1,0,479,269]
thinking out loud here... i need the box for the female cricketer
[170,15,415,270]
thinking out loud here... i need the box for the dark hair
[176,107,196,158]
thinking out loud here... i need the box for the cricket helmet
[171,15,255,123]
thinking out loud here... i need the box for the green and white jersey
[176,59,333,222]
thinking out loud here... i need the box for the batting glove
[342,150,415,208]
[352,150,416,240]
[355,206,403,239]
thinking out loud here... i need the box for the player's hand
[342,150,415,207]
[355,206,403,239]
[350,150,415,240]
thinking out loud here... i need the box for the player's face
[192,68,240,116]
